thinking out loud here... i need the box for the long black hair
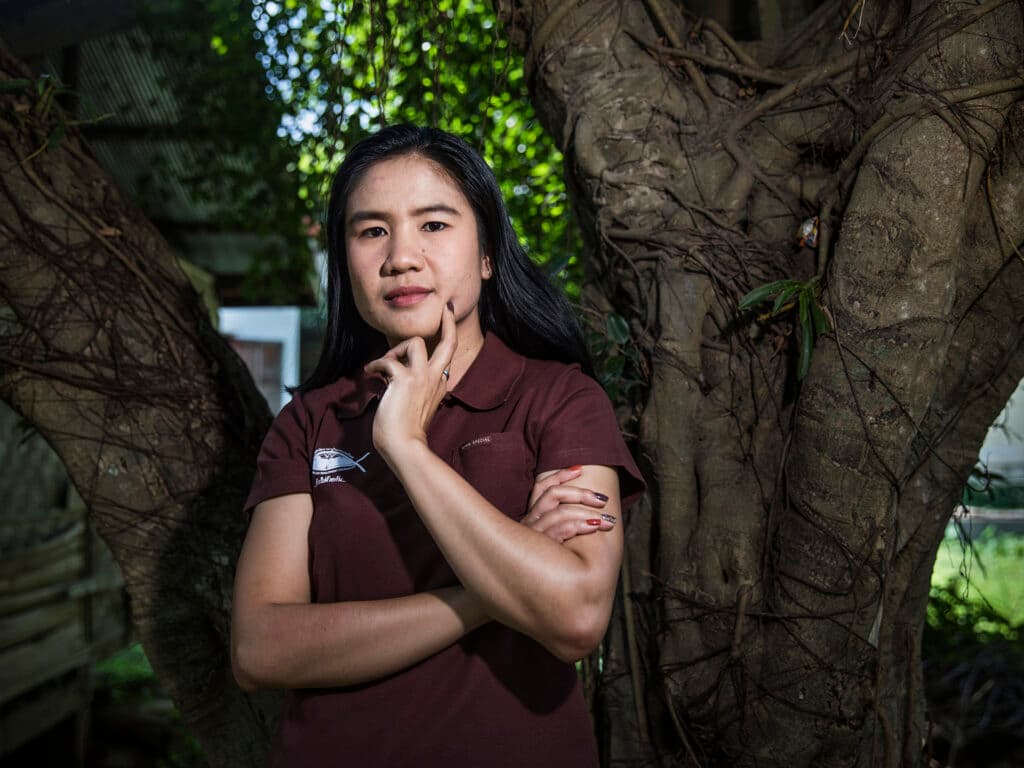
[298,124,593,391]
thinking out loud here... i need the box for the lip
[384,286,433,307]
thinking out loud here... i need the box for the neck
[385,318,486,390]
[442,329,486,389]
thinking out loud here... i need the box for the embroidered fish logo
[311,447,370,476]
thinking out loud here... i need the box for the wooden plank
[0,521,83,581]
[0,600,79,650]
[89,590,131,656]
[0,570,122,617]
[0,667,91,756]
[0,551,85,601]
[0,622,89,705]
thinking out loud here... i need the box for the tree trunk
[4,1,1024,765]
[0,43,280,767]
[498,0,1023,765]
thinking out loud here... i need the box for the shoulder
[518,355,605,405]
[515,356,646,509]
[278,373,376,427]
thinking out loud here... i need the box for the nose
[381,228,423,275]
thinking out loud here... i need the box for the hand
[364,303,457,462]
[522,466,616,544]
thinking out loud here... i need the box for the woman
[231,125,645,767]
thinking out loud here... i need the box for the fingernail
[600,513,617,524]
[587,519,601,526]
[594,493,608,502]
[567,464,583,471]
[447,300,454,312]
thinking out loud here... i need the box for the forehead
[347,154,468,212]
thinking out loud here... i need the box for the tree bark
[0,43,280,767]
[498,0,1024,765]
[3,1,1024,765]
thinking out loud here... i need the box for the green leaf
[797,290,813,380]
[46,120,66,151]
[604,354,625,377]
[739,279,798,310]
[770,284,800,316]
[544,254,570,278]
[606,313,630,345]
[810,299,830,335]
[0,78,32,91]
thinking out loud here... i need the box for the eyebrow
[347,204,462,227]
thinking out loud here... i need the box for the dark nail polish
[587,519,601,526]
[594,493,608,502]
[600,513,617,524]
[447,300,454,312]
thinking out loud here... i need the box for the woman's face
[344,154,491,349]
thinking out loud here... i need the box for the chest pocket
[452,432,534,521]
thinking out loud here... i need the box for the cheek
[346,259,375,312]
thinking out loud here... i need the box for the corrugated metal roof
[0,1,313,304]
[77,26,181,128]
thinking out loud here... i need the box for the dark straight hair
[298,124,593,391]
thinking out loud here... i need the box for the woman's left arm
[389,444,623,663]
[366,307,625,661]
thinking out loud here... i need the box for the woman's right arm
[230,492,488,691]
[231,471,614,691]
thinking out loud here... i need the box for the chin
[376,317,442,344]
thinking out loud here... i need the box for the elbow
[231,632,272,692]
[546,607,610,663]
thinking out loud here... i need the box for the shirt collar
[331,367,386,418]
[447,331,525,411]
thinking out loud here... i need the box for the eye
[422,221,447,233]
[359,226,387,238]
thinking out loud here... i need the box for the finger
[430,301,458,377]
[534,466,583,494]
[526,485,606,524]
[404,335,428,369]
[528,466,583,508]
[364,357,405,382]
[540,485,609,508]
[554,518,605,544]
[382,338,415,363]
[526,505,616,536]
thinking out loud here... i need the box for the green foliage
[926,578,1022,662]
[134,0,579,302]
[137,0,314,303]
[589,312,645,401]
[246,0,580,287]
[739,276,830,379]
[929,532,1024,663]
[963,464,1024,508]
[2,73,113,161]
[93,644,206,766]
[94,642,155,694]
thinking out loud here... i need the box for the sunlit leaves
[137,0,314,303]
[250,0,579,282]
[139,0,579,303]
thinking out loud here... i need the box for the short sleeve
[533,368,646,510]
[243,394,312,514]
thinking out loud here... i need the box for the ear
[481,252,493,280]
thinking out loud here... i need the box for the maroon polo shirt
[244,332,645,768]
